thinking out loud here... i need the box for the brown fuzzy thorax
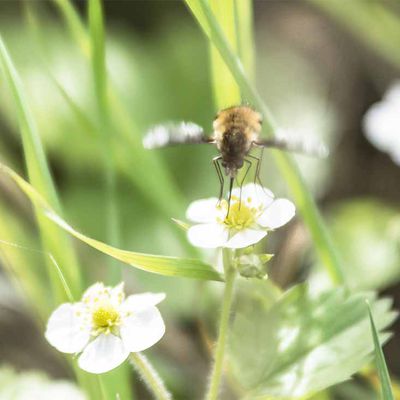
[212,106,262,175]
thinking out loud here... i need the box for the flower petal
[231,183,274,209]
[186,198,221,223]
[78,334,129,374]
[82,282,106,303]
[45,303,90,354]
[258,198,295,229]
[120,306,165,352]
[110,282,125,306]
[226,229,267,249]
[187,223,229,248]
[121,293,166,313]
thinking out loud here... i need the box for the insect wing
[255,130,329,158]
[143,122,212,149]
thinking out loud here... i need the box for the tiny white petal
[110,282,125,306]
[45,303,90,354]
[120,307,165,352]
[231,183,274,208]
[226,229,267,249]
[187,223,229,248]
[78,334,129,374]
[82,282,105,302]
[122,293,166,313]
[186,198,221,223]
[258,198,295,229]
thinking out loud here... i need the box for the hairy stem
[130,353,172,400]
[206,249,236,400]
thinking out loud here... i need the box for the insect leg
[239,158,253,209]
[247,151,264,187]
[213,156,224,204]
[227,177,234,218]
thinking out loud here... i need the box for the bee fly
[143,105,327,213]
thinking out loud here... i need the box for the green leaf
[0,164,222,282]
[367,301,395,400]
[229,284,397,399]
[0,35,82,302]
[184,0,346,286]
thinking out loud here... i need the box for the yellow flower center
[223,201,256,230]
[92,304,120,332]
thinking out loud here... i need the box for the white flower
[186,183,295,249]
[0,367,86,400]
[45,282,165,374]
[363,81,400,165]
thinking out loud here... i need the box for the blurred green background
[1,1,400,399]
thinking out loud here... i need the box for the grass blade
[208,0,241,108]
[52,0,90,56]
[234,0,254,82]
[88,0,121,284]
[367,301,395,400]
[0,164,222,282]
[184,0,345,285]
[0,35,82,302]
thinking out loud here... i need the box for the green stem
[130,353,172,400]
[206,249,236,400]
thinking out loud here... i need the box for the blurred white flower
[363,81,400,164]
[186,183,295,249]
[0,366,86,400]
[45,282,165,374]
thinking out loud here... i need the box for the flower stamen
[92,304,120,335]
[223,201,256,230]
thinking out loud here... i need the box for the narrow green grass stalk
[130,353,172,400]
[233,0,255,82]
[185,0,345,286]
[48,254,74,303]
[208,0,241,109]
[88,0,121,284]
[367,301,395,400]
[206,249,236,400]
[52,0,90,56]
[0,36,83,302]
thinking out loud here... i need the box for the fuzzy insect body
[213,106,262,178]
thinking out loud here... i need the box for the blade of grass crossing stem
[184,0,345,285]
[0,163,222,282]
[367,301,395,400]
[209,0,241,109]
[0,36,83,302]
[88,0,121,284]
